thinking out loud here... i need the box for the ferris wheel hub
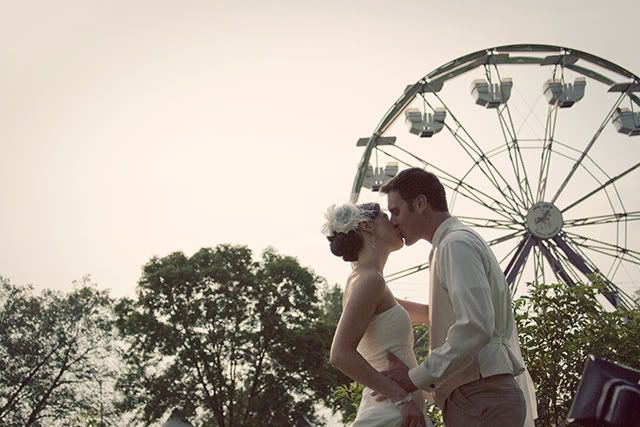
[526,202,564,239]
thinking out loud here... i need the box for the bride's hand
[398,400,426,427]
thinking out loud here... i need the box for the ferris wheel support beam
[561,233,638,309]
[536,240,576,287]
[563,231,640,266]
[552,235,593,276]
[552,235,626,308]
[504,234,535,288]
[550,92,627,204]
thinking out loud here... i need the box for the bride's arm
[330,272,410,404]
[396,298,429,325]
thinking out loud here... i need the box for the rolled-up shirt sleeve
[408,237,495,391]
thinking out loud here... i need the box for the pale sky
[2,0,640,305]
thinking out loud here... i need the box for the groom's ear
[413,194,428,213]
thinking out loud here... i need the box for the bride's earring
[371,236,376,250]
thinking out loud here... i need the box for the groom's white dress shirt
[407,216,527,408]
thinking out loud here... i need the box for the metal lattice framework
[351,44,640,310]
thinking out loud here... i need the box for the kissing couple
[323,168,537,427]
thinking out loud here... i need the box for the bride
[322,202,431,427]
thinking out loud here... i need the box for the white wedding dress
[351,304,431,427]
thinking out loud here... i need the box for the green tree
[115,244,346,426]
[514,281,640,427]
[0,276,118,427]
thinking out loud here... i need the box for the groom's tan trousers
[442,374,526,427]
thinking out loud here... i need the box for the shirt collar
[431,216,459,247]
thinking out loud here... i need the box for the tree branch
[25,343,73,426]
[0,340,65,419]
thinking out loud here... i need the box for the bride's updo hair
[321,203,380,262]
[328,230,362,262]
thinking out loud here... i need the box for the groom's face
[386,190,421,246]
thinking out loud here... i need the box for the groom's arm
[396,298,429,324]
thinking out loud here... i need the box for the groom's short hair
[380,167,448,212]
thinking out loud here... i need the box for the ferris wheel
[351,44,640,310]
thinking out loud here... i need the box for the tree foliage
[0,276,117,427]
[115,244,347,426]
[514,281,640,427]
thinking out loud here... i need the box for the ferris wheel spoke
[441,119,526,214]
[562,231,640,266]
[457,216,522,230]
[380,148,516,221]
[561,161,640,213]
[513,259,530,296]
[550,92,627,204]
[606,254,624,281]
[499,242,521,265]
[424,94,528,213]
[489,64,536,207]
[495,104,535,208]
[380,146,521,221]
[536,105,559,202]
[486,230,527,247]
[564,211,640,227]
[385,262,429,283]
[543,140,624,213]
[443,175,520,221]
[532,245,546,284]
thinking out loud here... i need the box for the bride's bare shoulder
[347,269,385,292]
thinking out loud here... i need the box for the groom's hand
[371,352,418,402]
[385,352,418,392]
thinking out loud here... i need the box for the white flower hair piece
[321,203,379,237]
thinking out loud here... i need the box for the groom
[378,168,527,427]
